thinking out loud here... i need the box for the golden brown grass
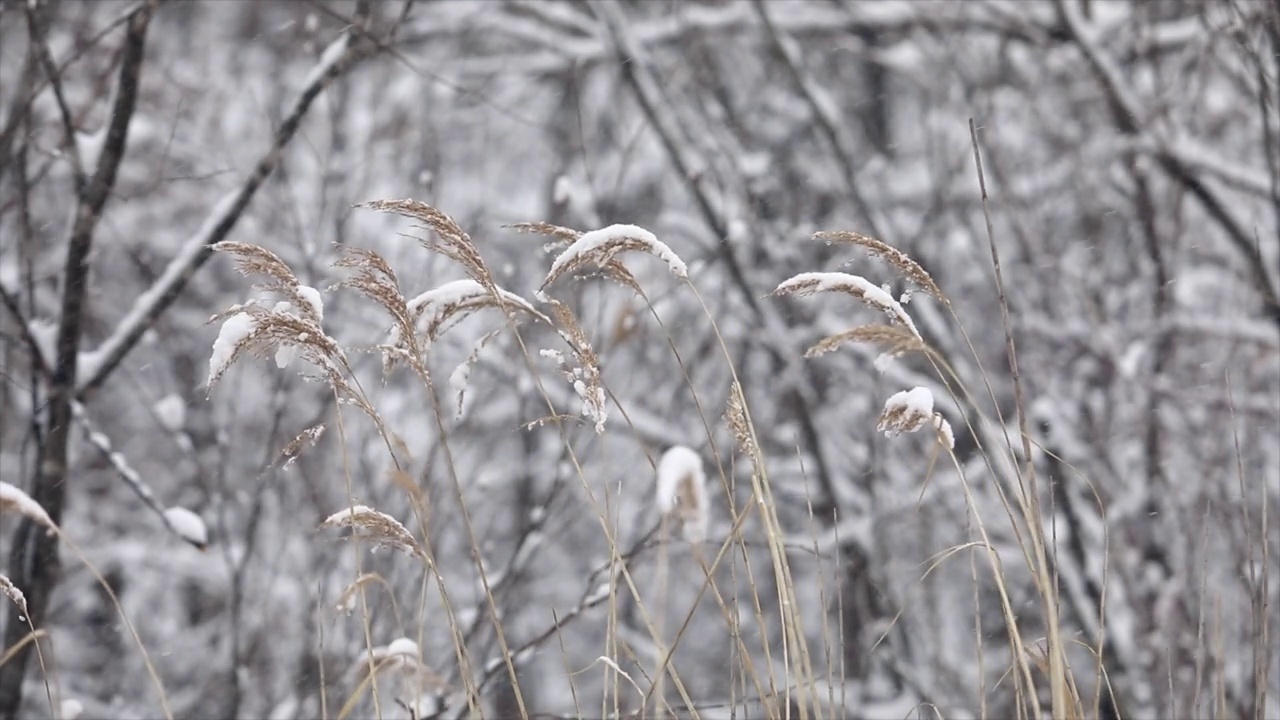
[194,195,1211,720]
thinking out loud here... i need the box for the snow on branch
[71,402,207,548]
[76,29,369,399]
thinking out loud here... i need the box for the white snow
[383,637,419,660]
[302,33,349,89]
[164,506,209,549]
[27,318,57,365]
[933,415,955,450]
[295,284,323,322]
[552,174,574,205]
[0,481,55,530]
[323,504,377,527]
[887,386,934,419]
[59,699,84,720]
[275,344,299,369]
[449,359,472,418]
[546,223,688,282]
[208,312,257,385]
[574,378,607,435]
[656,446,702,514]
[153,394,186,432]
[655,446,708,542]
[878,387,953,448]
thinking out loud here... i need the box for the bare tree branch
[1058,0,1280,331]
[0,3,158,717]
[76,31,374,399]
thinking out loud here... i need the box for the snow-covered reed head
[0,574,27,616]
[655,446,709,544]
[0,481,56,533]
[877,387,954,450]
[815,230,946,304]
[359,198,493,287]
[320,504,424,560]
[207,242,341,389]
[403,279,544,347]
[541,299,608,434]
[540,223,687,292]
[773,271,920,339]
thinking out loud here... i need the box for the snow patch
[208,312,256,385]
[153,394,186,432]
[164,506,209,549]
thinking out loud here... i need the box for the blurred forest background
[0,1,1277,718]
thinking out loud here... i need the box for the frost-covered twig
[752,0,885,237]
[1057,0,1280,330]
[70,402,207,548]
[471,522,662,696]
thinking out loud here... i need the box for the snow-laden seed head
[725,381,757,460]
[206,300,346,391]
[405,279,546,344]
[542,223,687,291]
[815,230,947,304]
[357,635,452,714]
[877,387,954,449]
[0,481,56,532]
[359,198,492,286]
[877,387,936,436]
[656,446,709,544]
[320,504,423,559]
[277,424,327,470]
[774,272,920,338]
[543,299,608,434]
[213,242,324,324]
[0,574,28,616]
